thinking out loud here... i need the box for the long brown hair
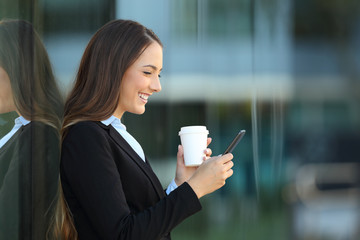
[56,19,162,239]
[0,19,64,240]
[0,19,63,130]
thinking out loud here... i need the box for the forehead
[132,42,163,68]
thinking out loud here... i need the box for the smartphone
[223,130,246,154]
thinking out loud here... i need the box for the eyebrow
[142,64,162,71]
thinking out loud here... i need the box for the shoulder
[61,121,114,166]
[21,121,57,133]
[68,121,109,134]
[64,121,109,144]
[20,121,59,143]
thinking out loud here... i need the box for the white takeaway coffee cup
[179,126,209,166]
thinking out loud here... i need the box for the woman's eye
[158,74,161,78]
[143,71,151,75]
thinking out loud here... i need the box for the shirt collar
[15,116,31,126]
[101,115,126,130]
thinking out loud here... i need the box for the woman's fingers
[218,159,234,182]
[225,168,234,179]
[203,148,212,160]
[187,151,235,199]
[177,145,184,157]
[224,159,234,170]
[206,137,212,147]
[205,148,212,156]
[219,153,233,164]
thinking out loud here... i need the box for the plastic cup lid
[178,126,209,135]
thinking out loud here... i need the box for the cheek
[0,91,15,113]
[119,81,137,107]
[127,78,146,95]
[0,86,11,102]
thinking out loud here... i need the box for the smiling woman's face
[114,41,163,119]
[0,66,16,114]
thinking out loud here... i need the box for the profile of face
[116,41,163,117]
[0,66,16,114]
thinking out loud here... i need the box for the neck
[113,110,124,120]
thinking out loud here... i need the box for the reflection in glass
[0,19,63,239]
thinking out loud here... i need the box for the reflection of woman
[0,19,63,239]
[58,19,234,240]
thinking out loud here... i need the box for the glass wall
[1,0,360,239]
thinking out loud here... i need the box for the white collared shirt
[0,116,31,149]
[101,115,145,161]
[101,115,178,194]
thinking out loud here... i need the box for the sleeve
[166,179,178,195]
[61,123,202,240]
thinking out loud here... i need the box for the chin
[131,107,146,115]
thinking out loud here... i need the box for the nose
[150,76,162,92]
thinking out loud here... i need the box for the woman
[58,19,234,240]
[0,19,63,239]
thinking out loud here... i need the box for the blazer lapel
[102,123,165,199]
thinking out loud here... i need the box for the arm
[61,122,201,240]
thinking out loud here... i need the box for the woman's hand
[174,138,212,186]
[187,153,234,199]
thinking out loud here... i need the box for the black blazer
[60,121,201,240]
[0,122,60,240]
